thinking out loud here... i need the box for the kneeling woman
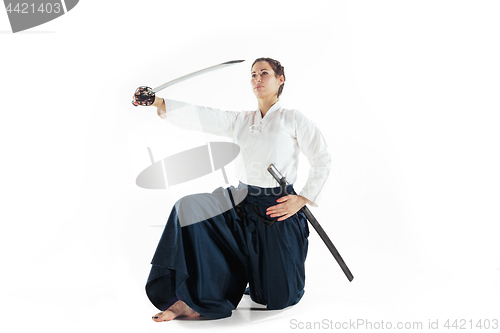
[133,58,331,321]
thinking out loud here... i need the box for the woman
[133,58,331,321]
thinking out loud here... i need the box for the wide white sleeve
[156,98,239,138]
[294,110,332,207]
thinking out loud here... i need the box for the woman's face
[251,61,284,100]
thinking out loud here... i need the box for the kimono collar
[258,101,281,120]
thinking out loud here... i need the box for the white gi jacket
[157,99,331,207]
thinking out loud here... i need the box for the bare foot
[152,300,201,322]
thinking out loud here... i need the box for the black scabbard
[270,164,354,282]
[301,204,354,282]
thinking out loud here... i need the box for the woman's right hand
[154,96,167,118]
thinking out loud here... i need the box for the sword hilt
[132,86,155,107]
[268,163,289,196]
[279,176,288,196]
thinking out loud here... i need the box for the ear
[279,75,284,85]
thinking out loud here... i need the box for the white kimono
[157,99,331,207]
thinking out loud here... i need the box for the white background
[1,1,499,332]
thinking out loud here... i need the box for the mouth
[254,85,264,90]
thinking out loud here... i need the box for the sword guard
[132,86,156,107]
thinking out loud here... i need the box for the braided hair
[251,57,286,99]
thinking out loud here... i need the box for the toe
[152,312,164,322]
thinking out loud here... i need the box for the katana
[267,163,354,282]
[151,60,245,93]
[132,60,245,106]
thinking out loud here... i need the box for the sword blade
[152,60,245,93]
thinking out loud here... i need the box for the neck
[258,96,278,117]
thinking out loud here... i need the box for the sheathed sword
[268,163,354,282]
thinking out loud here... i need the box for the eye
[251,74,256,78]
[262,72,268,75]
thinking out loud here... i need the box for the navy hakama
[146,182,309,319]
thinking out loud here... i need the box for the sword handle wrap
[132,86,155,107]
